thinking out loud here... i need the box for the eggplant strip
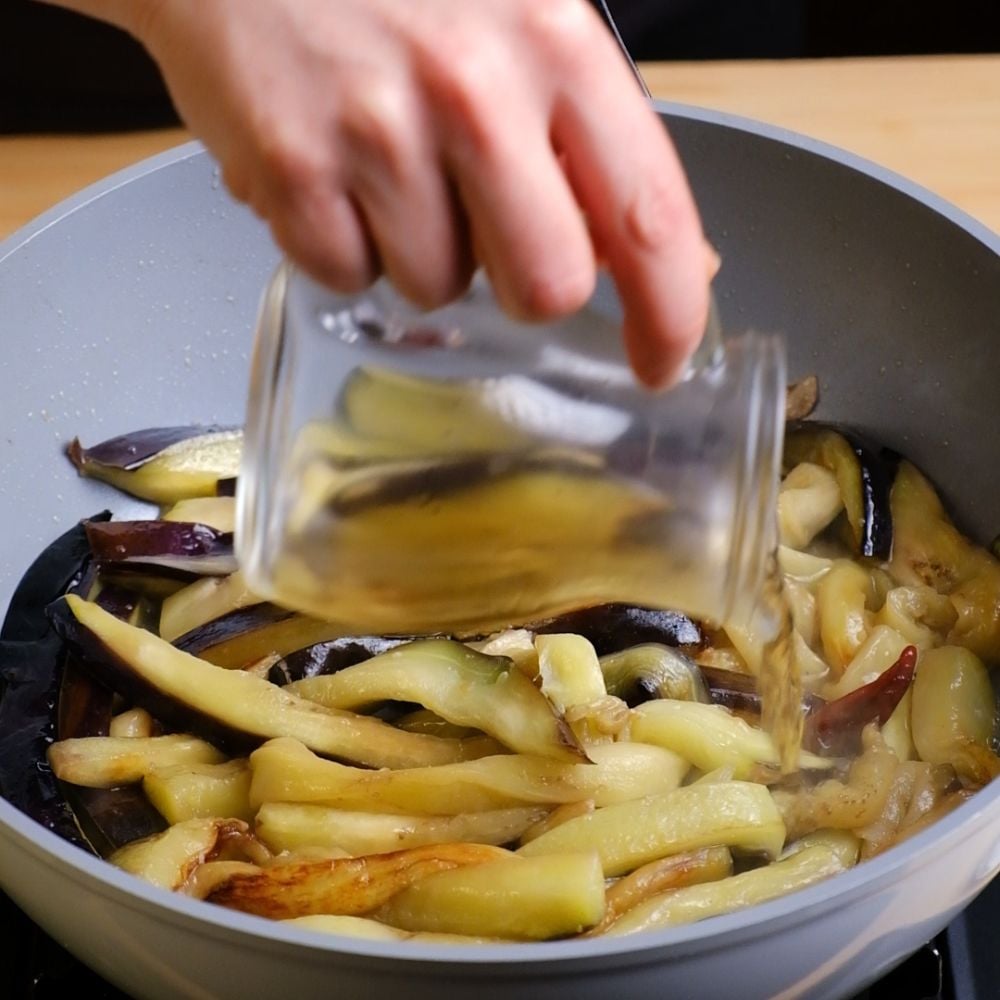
[51,596,499,769]
[111,817,252,891]
[586,847,734,936]
[285,639,586,763]
[143,760,254,825]
[202,842,511,920]
[254,802,550,856]
[374,852,606,941]
[249,737,688,815]
[516,781,785,877]
[48,734,225,788]
[605,844,851,935]
[628,700,832,779]
[85,519,237,577]
[68,426,243,503]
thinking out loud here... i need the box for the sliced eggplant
[784,423,899,559]
[530,604,703,656]
[598,644,709,706]
[174,607,346,668]
[888,460,1000,662]
[159,572,264,644]
[285,640,586,762]
[50,595,498,769]
[0,516,110,849]
[84,519,237,577]
[161,496,236,533]
[67,426,242,503]
[276,635,410,684]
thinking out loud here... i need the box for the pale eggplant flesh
[784,422,900,560]
[68,426,243,503]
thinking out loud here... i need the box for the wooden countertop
[2,54,998,240]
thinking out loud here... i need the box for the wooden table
[2,54,998,240]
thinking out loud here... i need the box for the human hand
[64,0,714,387]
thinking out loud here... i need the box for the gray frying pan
[0,104,998,999]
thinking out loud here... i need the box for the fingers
[443,118,597,322]
[339,78,475,308]
[550,33,711,388]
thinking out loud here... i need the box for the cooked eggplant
[174,606,342,668]
[276,635,410,684]
[68,426,242,503]
[84,520,237,577]
[203,842,512,920]
[784,423,899,559]
[50,595,498,769]
[888,460,1000,662]
[599,643,709,706]
[0,516,108,848]
[285,640,586,762]
[530,604,703,655]
[516,781,787,876]
[910,645,1000,782]
[159,572,264,644]
[374,851,607,941]
[161,496,236,532]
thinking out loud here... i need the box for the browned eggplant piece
[785,375,820,422]
[84,519,237,577]
[888,460,1000,662]
[49,596,497,768]
[803,645,917,756]
[173,605,305,665]
[0,515,113,848]
[784,423,899,559]
[529,604,703,656]
[67,425,242,503]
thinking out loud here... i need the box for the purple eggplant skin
[173,603,298,657]
[55,585,168,857]
[84,520,237,577]
[68,425,238,471]
[530,603,704,656]
[0,515,112,850]
[48,598,261,758]
[785,421,900,560]
[272,606,705,685]
[274,636,411,685]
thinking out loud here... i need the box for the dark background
[2,0,1000,133]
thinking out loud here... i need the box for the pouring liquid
[259,364,803,770]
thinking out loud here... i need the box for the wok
[1,103,999,1000]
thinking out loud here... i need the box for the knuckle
[623,170,695,253]
[255,127,326,201]
[271,209,377,294]
[416,39,499,150]
[517,261,595,320]
[519,0,598,61]
[401,259,475,312]
[340,78,412,176]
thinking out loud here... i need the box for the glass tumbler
[236,263,786,637]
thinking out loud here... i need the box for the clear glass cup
[236,262,786,636]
